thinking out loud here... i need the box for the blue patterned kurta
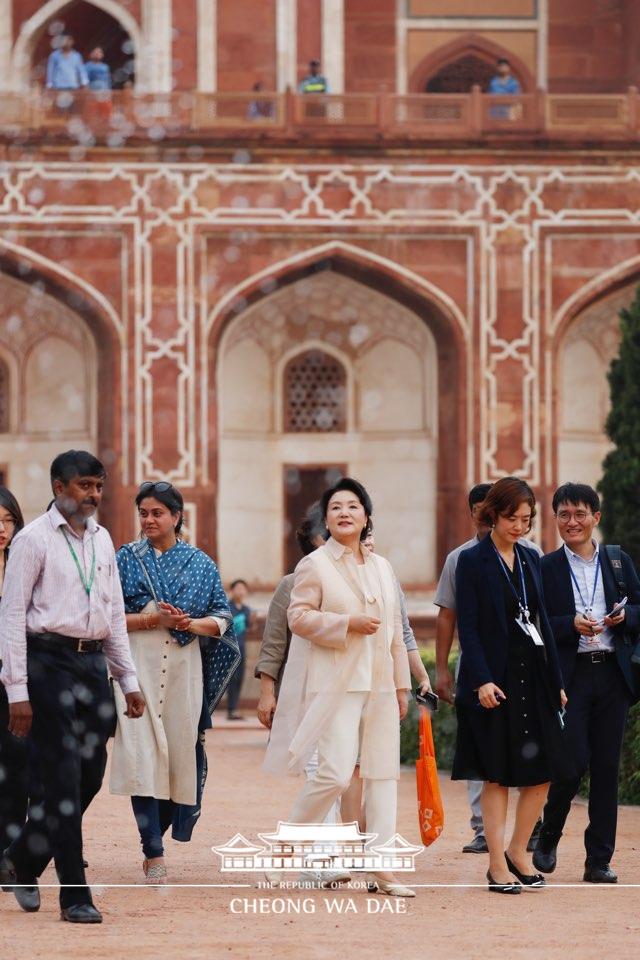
[116,538,240,839]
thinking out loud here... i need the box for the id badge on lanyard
[495,543,545,648]
[515,611,545,647]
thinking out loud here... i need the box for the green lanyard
[62,529,96,596]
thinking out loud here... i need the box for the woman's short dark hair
[0,486,25,546]
[320,477,373,541]
[135,482,184,534]
[552,482,600,515]
[50,450,106,488]
[477,476,536,531]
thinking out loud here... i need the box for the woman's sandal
[143,859,168,885]
[504,852,546,888]
[486,869,522,894]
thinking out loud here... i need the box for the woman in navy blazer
[452,478,569,894]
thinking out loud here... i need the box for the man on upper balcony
[299,59,330,94]
[487,58,521,96]
[46,35,89,91]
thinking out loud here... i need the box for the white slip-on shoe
[368,875,416,898]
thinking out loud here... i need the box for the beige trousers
[289,691,397,846]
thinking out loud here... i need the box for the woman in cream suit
[264,477,414,897]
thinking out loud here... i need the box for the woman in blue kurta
[110,482,239,883]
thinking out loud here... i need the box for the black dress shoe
[532,840,557,874]
[486,870,521,894]
[583,863,617,884]
[462,834,488,853]
[61,903,103,923]
[0,853,40,911]
[505,852,546,888]
[13,884,40,913]
[527,819,543,852]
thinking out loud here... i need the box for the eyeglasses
[137,481,174,497]
[556,510,592,523]
[0,517,16,529]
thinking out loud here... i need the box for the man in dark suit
[533,483,640,883]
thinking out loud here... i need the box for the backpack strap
[604,544,627,598]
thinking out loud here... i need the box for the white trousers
[304,750,339,824]
[290,691,397,846]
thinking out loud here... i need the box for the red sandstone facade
[1,1,640,587]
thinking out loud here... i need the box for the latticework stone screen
[284,349,347,433]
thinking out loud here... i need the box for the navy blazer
[455,534,564,706]
[540,545,640,698]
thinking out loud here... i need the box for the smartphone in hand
[601,597,627,623]
[415,690,439,712]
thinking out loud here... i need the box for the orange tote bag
[415,706,444,846]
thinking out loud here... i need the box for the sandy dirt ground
[1,718,639,960]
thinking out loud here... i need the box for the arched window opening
[31,2,135,89]
[426,54,498,93]
[284,349,347,433]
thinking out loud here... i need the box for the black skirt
[452,560,572,788]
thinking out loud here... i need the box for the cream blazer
[288,538,410,694]
[263,538,411,781]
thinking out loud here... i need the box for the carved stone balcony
[1,87,639,147]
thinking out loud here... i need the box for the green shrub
[402,649,640,806]
[618,702,640,804]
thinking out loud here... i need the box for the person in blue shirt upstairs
[46,35,88,91]
[487,58,522,96]
[85,48,112,91]
[299,59,330,94]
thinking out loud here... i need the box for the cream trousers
[290,691,397,846]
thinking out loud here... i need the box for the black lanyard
[493,543,530,621]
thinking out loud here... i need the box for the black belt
[27,632,104,654]
[577,650,615,664]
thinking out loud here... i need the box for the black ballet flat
[505,852,546,888]
[486,869,522,894]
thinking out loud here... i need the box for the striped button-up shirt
[564,540,614,653]
[0,505,138,703]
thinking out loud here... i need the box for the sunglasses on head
[137,481,175,497]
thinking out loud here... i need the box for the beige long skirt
[110,609,203,805]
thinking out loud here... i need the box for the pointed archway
[207,248,469,583]
[0,246,125,542]
[411,34,534,94]
[552,274,640,513]
[12,0,140,91]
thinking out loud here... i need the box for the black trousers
[7,644,113,907]
[539,656,631,866]
[0,680,30,853]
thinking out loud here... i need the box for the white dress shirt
[563,540,614,653]
[0,505,139,702]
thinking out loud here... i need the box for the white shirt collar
[563,539,599,564]
[48,503,98,537]
[325,535,371,562]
